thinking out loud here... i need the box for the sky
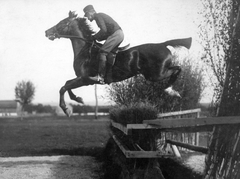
[0,0,207,106]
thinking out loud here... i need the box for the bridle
[57,34,93,44]
[53,17,94,44]
[52,17,103,62]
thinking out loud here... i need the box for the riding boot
[91,52,107,84]
[105,53,116,83]
[98,53,107,84]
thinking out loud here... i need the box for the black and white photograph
[0,0,239,178]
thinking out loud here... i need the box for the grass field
[0,115,110,157]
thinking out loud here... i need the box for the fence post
[195,111,200,146]
[171,144,181,158]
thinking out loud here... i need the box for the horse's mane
[76,18,95,40]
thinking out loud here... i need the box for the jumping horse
[45,11,192,116]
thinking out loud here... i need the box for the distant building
[0,100,21,117]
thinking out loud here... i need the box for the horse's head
[45,11,94,41]
[45,11,78,40]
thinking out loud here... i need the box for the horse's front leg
[59,77,85,117]
[68,90,84,104]
[167,66,181,86]
[59,77,99,117]
[59,86,72,116]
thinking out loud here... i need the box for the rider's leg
[101,30,124,53]
[97,52,108,83]
[90,52,107,84]
[105,52,117,83]
[92,30,124,83]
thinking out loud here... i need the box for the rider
[83,5,124,83]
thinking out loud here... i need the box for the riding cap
[83,5,96,16]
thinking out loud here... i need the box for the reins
[58,34,102,52]
[57,34,92,44]
[58,34,101,63]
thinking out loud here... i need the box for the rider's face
[85,12,94,22]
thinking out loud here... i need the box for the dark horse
[45,11,192,116]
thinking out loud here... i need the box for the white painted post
[171,144,181,158]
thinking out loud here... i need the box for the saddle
[107,43,130,65]
[117,43,130,52]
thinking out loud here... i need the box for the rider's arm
[93,14,107,41]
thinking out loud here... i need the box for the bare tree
[198,0,233,107]
[204,1,240,178]
[15,80,35,116]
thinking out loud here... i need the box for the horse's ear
[68,11,72,17]
[69,11,77,18]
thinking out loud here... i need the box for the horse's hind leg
[164,66,181,97]
[68,90,84,104]
[166,66,181,88]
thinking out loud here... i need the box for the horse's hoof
[76,97,84,104]
[164,86,181,98]
[65,108,72,117]
[176,93,182,98]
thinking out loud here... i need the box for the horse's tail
[164,37,192,49]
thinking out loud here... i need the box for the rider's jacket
[93,13,122,41]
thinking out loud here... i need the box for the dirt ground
[0,156,101,179]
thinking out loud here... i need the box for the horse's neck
[70,39,85,58]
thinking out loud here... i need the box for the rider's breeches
[100,29,124,53]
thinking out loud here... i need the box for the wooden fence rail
[143,116,240,130]
[109,108,240,179]
[158,108,201,118]
[166,139,208,154]
[111,108,240,159]
[112,135,173,158]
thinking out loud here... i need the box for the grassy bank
[0,116,110,157]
